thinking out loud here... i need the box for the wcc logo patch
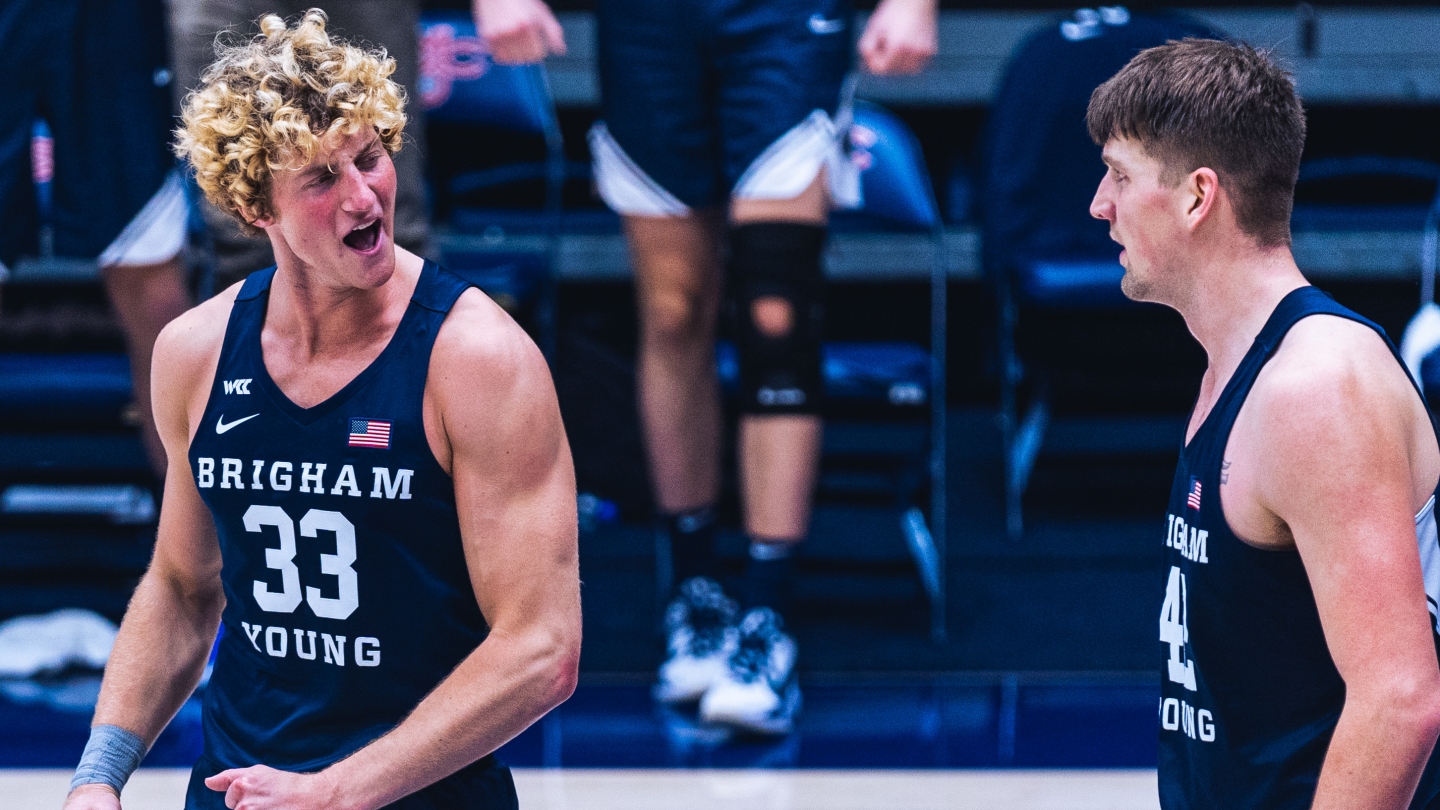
[223,378,252,395]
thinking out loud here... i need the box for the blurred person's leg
[730,174,829,613]
[103,254,190,475]
[715,0,852,617]
[594,0,728,589]
[170,0,428,293]
[49,0,190,478]
[626,212,725,515]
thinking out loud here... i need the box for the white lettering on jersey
[1160,697,1216,743]
[220,458,243,490]
[294,629,318,660]
[196,458,415,499]
[330,465,362,497]
[371,467,414,500]
[271,461,292,491]
[355,637,381,666]
[265,625,287,657]
[223,378,253,395]
[1165,514,1209,563]
[233,622,375,669]
[241,621,262,651]
[323,633,346,665]
[299,463,327,493]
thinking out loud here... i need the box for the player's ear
[244,204,273,229]
[1184,167,1220,232]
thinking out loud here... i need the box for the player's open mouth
[343,220,382,253]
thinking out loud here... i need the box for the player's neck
[266,247,423,360]
[1177,240,1307,386]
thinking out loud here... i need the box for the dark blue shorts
[0,0,175,267]
[593,0,853,212]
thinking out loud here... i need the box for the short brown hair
[174,9,407,233]
[1087,38,1305,248]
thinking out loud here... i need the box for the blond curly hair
[175,8,407,233]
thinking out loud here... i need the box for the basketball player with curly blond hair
[63,11,580,810]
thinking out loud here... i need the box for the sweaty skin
[1092,136,1440,810]
[64,131,580,810]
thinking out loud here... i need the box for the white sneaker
[699,607,801,735]
[654,577,739,704]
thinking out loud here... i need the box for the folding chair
[418,11,571,356]
[716,100,948,641]
[984,10,1219,539]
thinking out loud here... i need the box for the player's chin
[1119,267,1153,303]
[341,236,396,288]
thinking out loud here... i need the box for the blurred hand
[858,0,938,76]
[472,0,567,65]
[62,785,121,810]
[205,765,335,810]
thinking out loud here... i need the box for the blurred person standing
[170,0,431,291]
[473,0,937,735]
[0,0,192,478]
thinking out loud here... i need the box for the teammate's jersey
[1159,286,1440,809]
[184,263,517,810]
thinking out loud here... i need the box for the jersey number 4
[244,504,358,620]
[1161,565,1197,691]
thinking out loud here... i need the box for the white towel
[0,609,117,678]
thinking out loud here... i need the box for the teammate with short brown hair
[1090,38,1440,809]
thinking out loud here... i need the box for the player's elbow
[545,647,580,708]
[1409,677,1440,745]
[1362,668,1440,745]
[530,622,580,710]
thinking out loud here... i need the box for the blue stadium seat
[0,355,131,428]
[983,9,1220,539]
[1292,156,1440,233]
[418,11,572,354]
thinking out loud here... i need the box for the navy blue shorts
[592,0,853,213]
[0,0,176,267]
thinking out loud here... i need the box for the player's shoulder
[430,283,548,395]
[1258,312,1412,426]
[154,281,243,393]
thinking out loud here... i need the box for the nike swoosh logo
[215,413,259,434]
[808,14,844,34]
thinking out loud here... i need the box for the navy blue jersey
[1160,286,1440,809]
[184,263,517,810]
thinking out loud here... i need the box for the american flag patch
[349,418,392,449]
[1186,477,1203,511]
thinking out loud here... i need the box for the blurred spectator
[0,0,192,477]
[475,0,937,735]
[169,0,429,292]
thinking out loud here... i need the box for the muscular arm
[209,292,581,810]
[64,301,229,808]
[1250,326,1440,809]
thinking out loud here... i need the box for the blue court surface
[0,672,1159,770]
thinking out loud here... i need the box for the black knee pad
[728,222,827,415]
